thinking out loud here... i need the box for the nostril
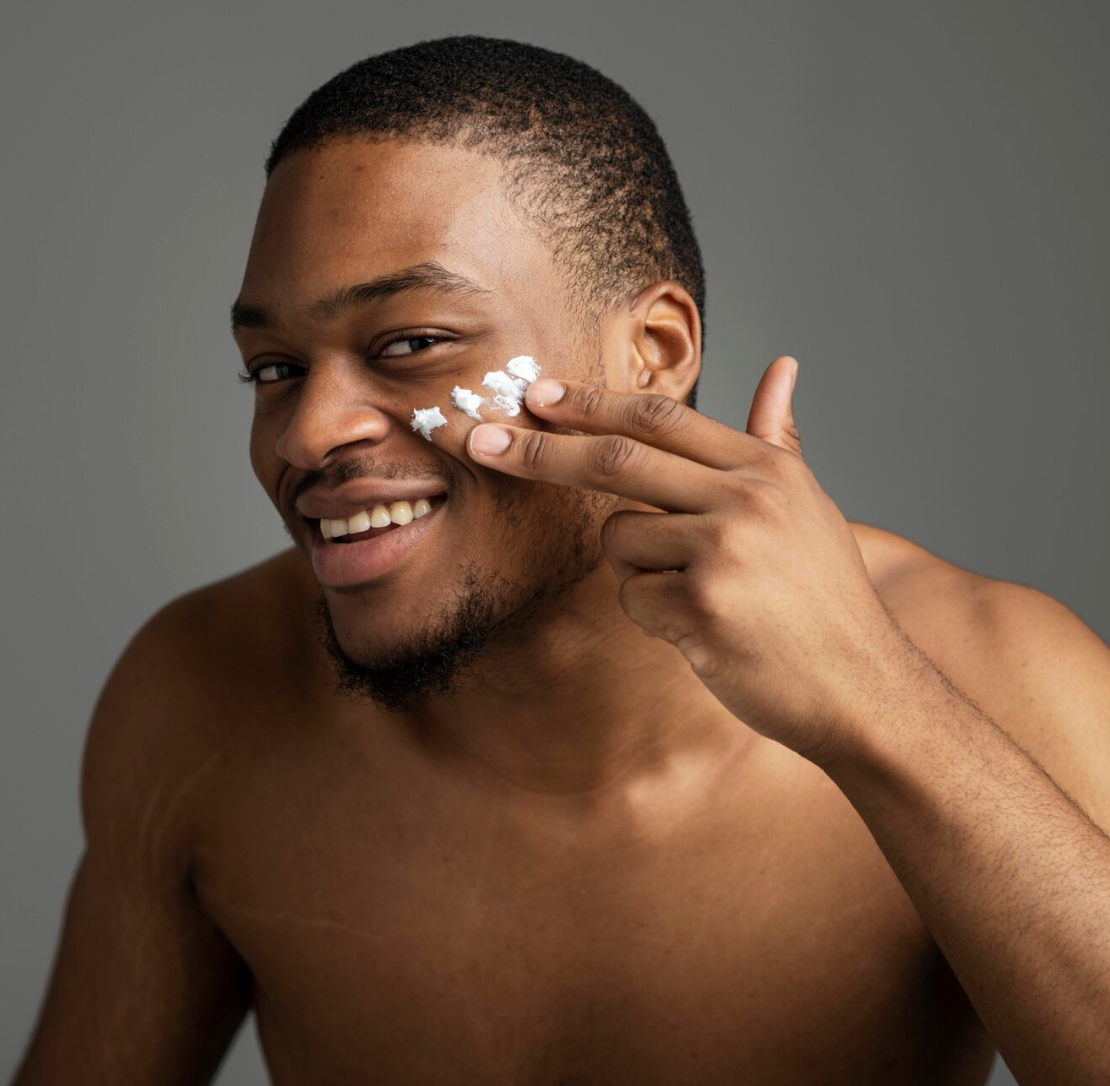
[274,395,394,468]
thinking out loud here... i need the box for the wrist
[812,626,948,782]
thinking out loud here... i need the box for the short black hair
[266,35,705,409]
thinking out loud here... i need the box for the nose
[273,363,393,468]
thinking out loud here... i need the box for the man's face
[233,138,620,708]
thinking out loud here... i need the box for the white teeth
[390,501,414,526]
[320,497,440,539]
[346,510,371,534]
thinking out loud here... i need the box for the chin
[309,567,504,712]
[316,589,422,651]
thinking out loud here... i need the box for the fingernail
[470,425,512,455]
[526,379,565,407]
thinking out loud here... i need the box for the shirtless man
[12,35,1110,1086]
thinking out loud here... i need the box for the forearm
[822,639,1110,1085]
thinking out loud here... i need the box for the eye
[379,335,442,358]
[241,360,301,384]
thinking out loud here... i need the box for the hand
[465,356,907,768]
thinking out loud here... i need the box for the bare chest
[193,741,993,1086]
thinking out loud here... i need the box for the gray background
[3,0,1107,1082]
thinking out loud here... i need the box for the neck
[397,562,756,800]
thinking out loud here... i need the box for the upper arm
[12,599,252,1086]
[965,580,1110,831]
[887,561,1110,834]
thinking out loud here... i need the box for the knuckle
[617,573,652,626]
[589,434,640,479]
[571,384,605,420]
[600,510,627,551]
[774,439,808,475]
[630,394,684,439]
[676,633,723,680]
[616,573,638,612]
[518,429,550,470]
[704,512,735,553]
[751,479,789,516]
[768,439,802,473]
[750,443,780,472]
[684,569,720,618]
[731,475,788,518]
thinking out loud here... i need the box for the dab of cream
[451,386,486,420]
[481,371,525,415]
[411,406,447,441]
[481,355,542,416]
[506,355,540,383]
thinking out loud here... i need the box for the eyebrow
[229,261,491,333]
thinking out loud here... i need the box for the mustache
[285,457,457,520]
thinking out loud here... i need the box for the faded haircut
[264,35,705,408]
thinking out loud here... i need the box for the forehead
[238,138,551,314]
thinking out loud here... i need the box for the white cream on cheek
[505,355,540,383]
[410,356,542,440]
[480,355,541,417]
[481,370,525,416]
[450,385,486,420]
[410,405,448,440]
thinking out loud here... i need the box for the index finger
[467,421,717,513]
[523,380,764,471]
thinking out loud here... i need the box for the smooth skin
[11,137,1110,1086]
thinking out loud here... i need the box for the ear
[615,280,701,402]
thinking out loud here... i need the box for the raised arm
[464,360,1110,1081]
[11,601,251,1086]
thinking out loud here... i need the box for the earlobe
[629,280,701,401]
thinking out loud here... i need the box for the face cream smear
[410,406,448,441]
[450,386,486,420]
[505,355,540,383]
[412,357,542,438]
[480,355,542,416]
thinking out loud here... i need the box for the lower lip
[310,500,446,588]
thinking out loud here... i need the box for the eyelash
[237,333,446,385]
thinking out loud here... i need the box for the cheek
[417,386,546,461]
[418,411,476,458]
[247,410,288,510]
[248,413,271,485]
[484,475,614,559]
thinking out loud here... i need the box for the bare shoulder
[81,547,320,873]
[106,546,319,722]
[849,520,1110,830]
[143,546,320,676]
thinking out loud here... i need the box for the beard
[311,481,619,714]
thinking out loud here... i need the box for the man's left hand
[466,355,909,768]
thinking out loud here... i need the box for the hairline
[265,131,665,326]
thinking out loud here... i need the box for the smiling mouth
[319,495,447,544]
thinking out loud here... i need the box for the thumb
[746,355,802,457]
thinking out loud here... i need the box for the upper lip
[296,483,447,521]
